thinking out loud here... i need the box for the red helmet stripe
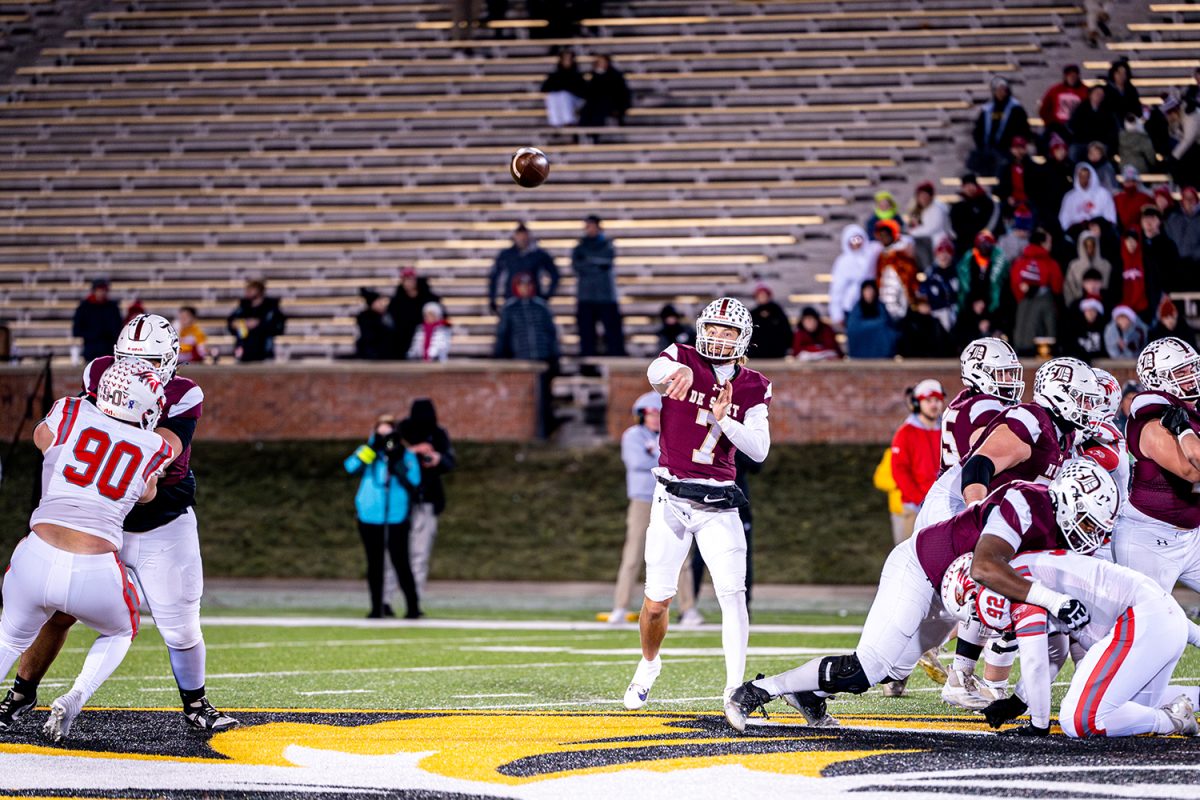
[718,298,729,318]
[133,317,146,340]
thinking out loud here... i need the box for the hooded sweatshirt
[1063,232,1115,306]
[828,224,875,325]
[1059,164,1118,231]
[1120,236,1150,315]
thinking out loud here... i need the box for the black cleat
[724,674,773,733]
[782,690,840,727]
[183,697,239,734]
[0,689,37,732]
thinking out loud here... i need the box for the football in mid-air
[510,147,550,188]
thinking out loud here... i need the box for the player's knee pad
[817,653,871,695]
[155,616,204,651]
[984,633,1019,669]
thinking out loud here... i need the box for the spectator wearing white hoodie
[827,224,875,327]
[1104,304,1149,359]
[407,302,452,362]
[906,180,950,267]
[1059,163,1118,238]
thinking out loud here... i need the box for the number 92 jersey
[30,397,173,549]
[656,343,772,482]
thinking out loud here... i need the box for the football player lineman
[0,315,238,734]
[724,459,1118,732]
[623,298,771,713]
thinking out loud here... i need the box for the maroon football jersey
[1126,390,1200,528]
[84,356,202,487]
[656,344,772,482]
[940,389,1006,474]
[962,402,1068,491]
[916,482,1061,588]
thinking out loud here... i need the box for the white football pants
[120,508,205,652]
[1111,503,1200,593]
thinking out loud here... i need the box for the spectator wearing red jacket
[889,379,945,544]
[1009,229,1065,353]
[1114,165,1154,233]
[1039,64,1088,146]
[790,306,843,360]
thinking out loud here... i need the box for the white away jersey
[30,397,173,548]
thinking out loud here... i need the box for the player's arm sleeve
[158,416,197,456]
[977,494,1028,553]
[647,345,680,392]
[1013,606,1052,729]
[716,402,770,463]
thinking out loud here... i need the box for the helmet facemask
[695,298,752,362]
[1049,459,1119,555]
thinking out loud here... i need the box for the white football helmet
[1048,458,1120,554]
[960,338,1024,404]
[1091,367,1122,420]
[940,553,978,624]
[96,357,166,431]
[116,313,180,382]
[974,587,1013,632]
[1137,336,1200,401]
[695,297,753,362]
[1033,357,1106,436]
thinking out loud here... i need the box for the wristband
[355,445,377,464]
[1178,429,1197,447]
[1024,581,1069,613]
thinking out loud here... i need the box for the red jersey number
[62,427,145,501]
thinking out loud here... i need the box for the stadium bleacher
[0,0,1082,360]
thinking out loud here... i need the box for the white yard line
[193,616,863,634]
[296,689,377,696]
[453,693,535,699]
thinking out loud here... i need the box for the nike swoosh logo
[703,494,723,503]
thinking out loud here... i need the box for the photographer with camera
[344,414,423,619]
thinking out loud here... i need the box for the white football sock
[632,656,661,686]
[168,641,207,692]
[71,633,133,702]
[753,658,829,698]
[716,590,749,690]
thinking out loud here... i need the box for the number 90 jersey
[656,344,772,482]
[30,397,173,549]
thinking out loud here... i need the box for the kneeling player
[723,459,1117,732]
[0,360,169,740]
[947,550,1200,738]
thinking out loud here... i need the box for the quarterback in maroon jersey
[0,315,237,735]
[623,298,771,713]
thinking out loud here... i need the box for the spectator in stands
[1069,85,1118,163]
[997,206,1035,265]
[354,289,397,361]
[345,414,421,620]
[1155,185,1179,222]
[828,224,874,328]
[400,398,456,597]
[1119,115,1157,178]
[389,268,439,360]
[1065,231,1116,307]
[227,279,285,363]
[956,230,1010,327]
[655,303,695,351]
[1062,295,1108,361]
[1116,380,1142,433]
[541,49,586,128]
[889,379,944,544]
[1085,141,1119,192]
[898,296,952,358]
[790,307,842,360]
[488,222,560,314]
[1103,59,1143,121]
[1185,66,1200,113]
[494,274,560,438]
[580,55,631,130]
[1039,134,1076,231]
[407,302,452,362]
[123,298,146,325]
[876,226,920,321]
[969,76,1031,177]
[923,236,960,332]
[1039,65,1088,146]
[845,280,898,359]
[571,215,624,358]
[1083,0,1113,48]
[72,279,123,363]
[949,174,996,258]
[1143,206,1187,295]
[906,181,949,266]
[1149,296,1197,348]
[1105,304,1149,358]
[1114,166,1154,232]
[1059,164,1117,238]
[1119,228,1158,321]
[1166,186,1200,274]
[865,191,903,237]
[952,291,999,349]
[748,284,792,359]
[1010,229,1064,354]
[176,306,208,365]
[995,136,1039,224]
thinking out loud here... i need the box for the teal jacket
[344,442,421,525]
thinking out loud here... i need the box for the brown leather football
[510,147,550,188]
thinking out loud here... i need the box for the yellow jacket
[873,448,904,516]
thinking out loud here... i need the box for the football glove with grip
[983,695,1028,728]
[1026,582,1091,632]
[1162,405,1192,437]
[999,724,1050,737]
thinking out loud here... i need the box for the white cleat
[623,657,661,711]
[679,608,705,627]
[603,608,627,626]
[42,691,83,743]
[941,667,991,711]
[1161,694,1199,736]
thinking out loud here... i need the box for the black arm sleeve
[960,454,996,495]
[159,416,198,454]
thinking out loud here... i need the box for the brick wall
[604,358,1137,444]
[0,361,545,442]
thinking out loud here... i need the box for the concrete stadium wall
[0,361,544,442]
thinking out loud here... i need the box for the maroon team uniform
[656,344,771,482]
[960,403,1071,489]
[939,389,1005,473]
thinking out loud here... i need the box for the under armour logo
[1157,538,1169,547]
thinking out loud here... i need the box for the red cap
[1011,136,1028,148]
